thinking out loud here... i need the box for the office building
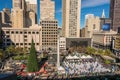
[58,27,62,37]
[110,0,120,31]
[40,0,55,20]
[100,18,111,31]
[62,0,81,38]
[11,9,25,28]
[26,11,36,27]
[85,14,100,38]
[114,35,120,50]
[100,9,111,31]
[40,0,58,51]
[0,12,2,27]
[81,28,85,37]
[0,8,11,27]
[11,0,26,28]
[59,37,66,52]
[40,20,58,51]
[12,0,25,9]
[25,0,37,24]
[66,38,92,49]
[2,8,11,23]
[25,0,37,14]
[93,30,117,49]
[1,25,42,51]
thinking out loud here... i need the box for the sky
[0,0,110,29]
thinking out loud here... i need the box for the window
[20,43,23,45]
[6,31,10,34]
[16,31,18,34]
[11,31,14,34]
[32,32,35,34]
[24,32,27,34]
[25,43,27,45]
[20,31,23,34]
[28,32,31,34]
[36,32,39,34]
[93,24,96,29]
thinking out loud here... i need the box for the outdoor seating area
[63,54,112,75]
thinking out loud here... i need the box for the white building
[59,37,66,52]
[85,14,100,38]
[93,30,117,49]
[1,25,42,51]
[62,0,81,38]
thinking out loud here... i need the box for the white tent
[66,55,73,59]
[81,55,87,59]
[86,55,92,59]
[73,55,79,59]
[58,66,65,74]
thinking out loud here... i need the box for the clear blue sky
[0,0,110,28]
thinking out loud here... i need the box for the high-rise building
[85,14,100,38]
[114,34,120,50]
[0,8,11,27]
[62,0,81,38]
[0,12,2,27]
[13,0,22,9]
[102,9,106,18]
[40,20,58,51]
[11,9,25,28]
[25,0,37,14]
[11,0,26,28]
[25,0,37,26]
[81,28,85,37]
[110,0,120,31]
[40,0,58,51]
[2,8,11,23]
[12,0,25,9]
[40,0,55,20]
[26,11,36,27]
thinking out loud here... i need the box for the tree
[5,45,16,56]
[97,49,104,55]
[0,49,3,60]
[27,39,39,72]
[86,47,96,55]
[15,47,24,55]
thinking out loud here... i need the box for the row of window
[4,43,40,46]
[41,24,57,27]
[42,43,57,45]
[2,31,40,34]
[41,21,57,23]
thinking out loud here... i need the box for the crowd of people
[63,55,111,76]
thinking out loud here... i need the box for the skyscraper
[26,11,36,27]
[62,0,81,38]
[11,0,25,28]
[84,14,100,38]
[3,8,11,23]
[110,0,120,31]
[0,12,2,27]
[25,0,37,14]
[0,8,11,27]
[40,0,58,51]
[25,0,37,26]
[40,0,55,20]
